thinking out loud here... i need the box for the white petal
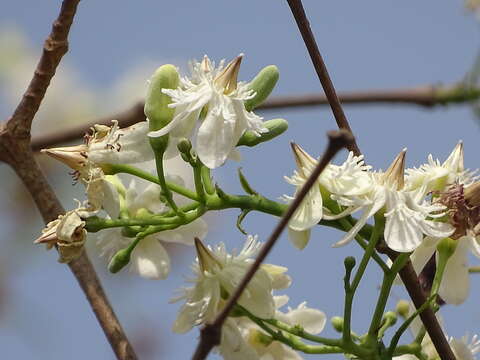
[130,236,170,280]
[261,264,292,290]
[173,277,221,333]
[409,237,439,275]
[287,228,310,250]
[218,319,259,360]
[288,186,323,232]
[196,96,237,168]
[333,204,374,248]
[281,302,326,334]
[90,121,154,164]
[218,264,275,319]
[438,238,470,305]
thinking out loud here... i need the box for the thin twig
[286,0,361,156]
[29,83,480,152]
[0,1,137,359]
[191,130,353,360]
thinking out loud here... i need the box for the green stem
[105,163,199,201]
[263,318,342,348]
[387,295,435,357]
[193,163,206,204]
[153,151,181,214]
[367,253,410,342]
[201,166,215,195]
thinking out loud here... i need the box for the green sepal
[145,64,180,132]
[236,118,288,147]
[244,65,279,111]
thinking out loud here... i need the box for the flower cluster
[285,141,480,304]
[172,236,326,360]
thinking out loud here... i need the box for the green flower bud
[344,256,356,271]
[382,311,397,326]
[331,316,344,332]
[437,237,457,259]
[395,300,410,319]
[236,118,288,147]
[145,64,180,132]
[108,246,133,273]
[177,137,193,155]
[244,65,279,111]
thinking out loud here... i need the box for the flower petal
[130,236,170,280]
[196,96,237,168]
[438,238,470,305]
[287,228,310,250]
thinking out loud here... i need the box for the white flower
[449,334,480,360]
[333,149,454,251]
[223,296,326,360]
[406,141,477,192]
[171,235,290,334]
[284,144,371,249]
[148,54,267,169]
[42,120,154,210]
[34,204,91,263]
[97,175,207,280]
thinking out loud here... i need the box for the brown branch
[192,130,353,360]
[30,84,465,152]
[0,1,137,359]
[286,0,361,156]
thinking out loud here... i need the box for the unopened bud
[244,65,279,111]
[237,118,288,148]
[108,246,132,273]
[331,316,344,332]
[145,64,180,132]
[382,311,397,326]
[177,138,192,155]
[395,300,410,319]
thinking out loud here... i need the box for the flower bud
[382,311,397,326]
[145,64,180,132]
[344,256,356,271]
[108,246,132,273]
[382,149,406,190]
[177,137,193,155]
[236,118,288,147]
[331,316,344,332]
[244,65,279,111]
[194,237,221,272]
[395,300,410,319]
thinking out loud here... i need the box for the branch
[191,130,353,360]
[0,1,137,359]
[30,83,480,152]
[286,0,361,156]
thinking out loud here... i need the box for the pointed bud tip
[383,149,407,190]
[194,237,220,272]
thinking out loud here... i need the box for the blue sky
[1,1,480,359]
